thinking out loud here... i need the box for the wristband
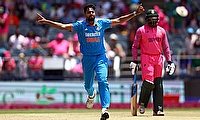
[167,61,172,64]
[133,11,137,16]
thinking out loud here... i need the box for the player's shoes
[153,111,164,116]
[100,110,109,120]
[86,90,97,109]
[139,105,145,114]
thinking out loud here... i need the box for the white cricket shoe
[153,111,164,116]
[139,105,145,114]
[100,110,109,120]
[86,90,97,109]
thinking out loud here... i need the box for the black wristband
[134,61,138,64]
[167,61,172,64]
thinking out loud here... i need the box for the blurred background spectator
[23,30,43,56]
[1,50,16,80]
[24,4,40,25]
[107,33,126,78]
[154,5,170,32]
[28,50,44,81]
[177,49,192,78]
[8,28,26,56]
[0,55,3,72]
[16,52,29,80]
[43,32,70,58]
[191,50,200,76]
[49,3,64,22]
[8,2,20,29]
[0,4,9,49]
[64,35,79,76]
[194,28,200,52]
[185,27,196,55]
[169,4,188,34]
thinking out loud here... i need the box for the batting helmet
[145,9,159,27]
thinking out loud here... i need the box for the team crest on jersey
[158,29,162,34]
[96,26,100,31]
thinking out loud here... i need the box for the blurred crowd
[0,0,199,81]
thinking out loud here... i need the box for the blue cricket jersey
[72,18,112,56]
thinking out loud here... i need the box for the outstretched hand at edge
[136,3,145,15]
[36,13,47,24]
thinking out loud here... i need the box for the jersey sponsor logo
[85,32,100,42]
[148,37,161,42]
[86,38,100,42]
[85,32,100,37]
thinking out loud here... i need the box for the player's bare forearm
[44,20,69,30]
[112,3,144,25]
[112,12,137,25]
[37,13,71,30]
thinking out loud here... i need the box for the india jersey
[72,18,112,56]
[132,24,171,62]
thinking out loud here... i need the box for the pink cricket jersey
[132,24,171,62]
[47,40,70,56]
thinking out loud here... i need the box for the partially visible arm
[36,13,72,31]
[0,18,5,27]
[116,44,126,58]
[111,3,144,26]
[132,29,141,61]
[162,30,171,62]
[0,13,8,27]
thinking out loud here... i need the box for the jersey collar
[84,19,98,26]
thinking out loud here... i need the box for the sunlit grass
[0,108,199,114]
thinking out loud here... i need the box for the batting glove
[129,61,138,75]
[166,61,176,75]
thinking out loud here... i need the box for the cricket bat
[131,73,137,116]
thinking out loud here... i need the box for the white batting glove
[166,61,176,75]
[129,62,138,75]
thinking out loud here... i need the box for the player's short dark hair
[84,4,96,13]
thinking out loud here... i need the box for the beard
[87,15,95,22]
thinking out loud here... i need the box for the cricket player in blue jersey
[37,3,144,120]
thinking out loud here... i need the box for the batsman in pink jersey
[131,9,176,116]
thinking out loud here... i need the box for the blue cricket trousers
[82,53,110,108]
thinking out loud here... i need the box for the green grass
[0,108,199,114]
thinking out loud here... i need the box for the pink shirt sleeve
[161,29,171,61]
[47,41,54,48]
[132,29,141,61]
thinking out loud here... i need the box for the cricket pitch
[0,108,200,120]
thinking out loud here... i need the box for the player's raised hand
[136,3,145,15]
[36,13,47,24]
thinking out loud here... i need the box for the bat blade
[131,74,137,116]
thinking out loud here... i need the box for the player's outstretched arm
[36,13,72,31]
[111,3,145,26]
